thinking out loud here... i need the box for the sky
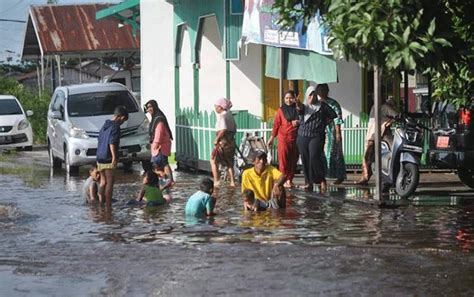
[0,0,120,63]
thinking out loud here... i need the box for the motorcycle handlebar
[386,114,431,131]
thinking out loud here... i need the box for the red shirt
[271,108,298,142]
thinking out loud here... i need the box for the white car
[47,83,150,174]
[0,95,34,151]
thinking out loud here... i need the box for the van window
[0,99,22,115]
[51,91,65,111]
[52,91,66,114]
[67,91,139,117]
[432,101,458,129]
[110,78,126,86]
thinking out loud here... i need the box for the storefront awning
[265,46,338,83]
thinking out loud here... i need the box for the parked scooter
[379,115,426,198]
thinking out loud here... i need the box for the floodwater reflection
[1,167,474,252]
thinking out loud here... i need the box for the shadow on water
[1,159,474,252]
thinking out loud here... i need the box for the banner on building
[241,0,332,55]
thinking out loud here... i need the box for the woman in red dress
[266,90,300,188]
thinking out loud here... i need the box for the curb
[33,145,48,151]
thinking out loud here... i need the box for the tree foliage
[273,0,473,105]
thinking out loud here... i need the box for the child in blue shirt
[96,105,128,208]
[185,178,216,217]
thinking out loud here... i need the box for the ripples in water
[1,169,474,252]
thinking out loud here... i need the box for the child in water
[136,171,171,206]
[82,164,100,204]
[153,164,172,201]
[242,189,268,211]
[185,178,216,217]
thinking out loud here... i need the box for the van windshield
[68,91,139,117]
[432,101,458,129]
[0,99,22,115]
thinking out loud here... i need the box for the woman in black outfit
[296,85,337,193]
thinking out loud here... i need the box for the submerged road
[0,150,473,296]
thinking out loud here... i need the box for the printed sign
[241,0,332,55]
[436,136,449,148]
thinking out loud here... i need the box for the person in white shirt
[210,98,237,187]
[355,97,398,185]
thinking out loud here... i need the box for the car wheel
[49,143,62,169]
[458,168,474,188]
[64,147,79,175]
[123,161,133,173]
[24,146,33,151]
[395,162,419,198]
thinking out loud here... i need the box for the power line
[0,18,26,23]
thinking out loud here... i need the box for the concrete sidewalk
[288,171,474,205]
[5,148,474,204]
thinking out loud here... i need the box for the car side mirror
[50,111,63,120]
[26,110,34,117]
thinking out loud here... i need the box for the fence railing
[175,108,373,168]
[175,109,434,173]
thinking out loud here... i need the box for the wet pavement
[1,150,474,296]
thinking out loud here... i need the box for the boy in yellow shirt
[241,151,287,209]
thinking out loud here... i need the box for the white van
[47,83,150,174]
[103,67,140,100]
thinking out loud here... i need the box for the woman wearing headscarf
[144,99,174,183]
[266,90,300,188]
[296,86,337,193]
[210,97,237,187]
[316,83,347,185]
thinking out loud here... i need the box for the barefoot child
[153,164,172,201]
[137,171,171,206]
[82,164,100,204]
[185,178,216,217]
[97,105,128,208]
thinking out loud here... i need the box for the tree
[273,0,473,106]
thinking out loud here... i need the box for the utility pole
[374,66,383,201]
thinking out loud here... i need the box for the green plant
[0,77,51,144]
[431,63,473,108]
[273,0,473,105]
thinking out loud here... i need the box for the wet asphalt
[0,149,473,296]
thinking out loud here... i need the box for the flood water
[1,152,474,296]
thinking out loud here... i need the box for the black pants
[297,134,326,184]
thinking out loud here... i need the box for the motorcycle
[379,115,426,198]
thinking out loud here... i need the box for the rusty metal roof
[22,4,140,59]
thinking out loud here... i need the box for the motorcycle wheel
[395,162,419,198]
[458,168,474,188]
